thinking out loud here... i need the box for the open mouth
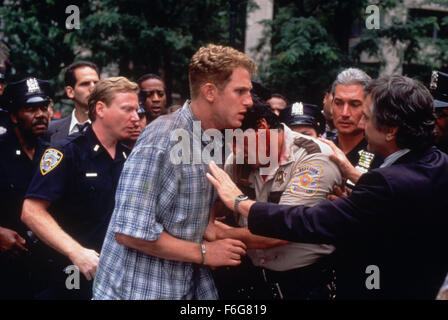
[238,112,246,120]
[151,106,162,114]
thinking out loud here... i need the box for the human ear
[201,83,216,103]
[95,101,107,119]
[65,86,75,99]
[385,127,398,142]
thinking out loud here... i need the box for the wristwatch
[234,194,249,214]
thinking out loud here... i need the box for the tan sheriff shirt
[225,124,342,271]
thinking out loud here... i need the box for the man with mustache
[331,68,382,187]
[0,77,52,299]
[137,73,167,123]
[21,77,139,299]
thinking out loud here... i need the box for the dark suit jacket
[46,115,72,144]
[248,147,448,299]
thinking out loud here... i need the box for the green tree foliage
[256,0,367,104]
[258,0,448,104]
[2,0,447,108]
[351,0,448,84]
[1,0,249,106]
[256,6,343,103]
[0,0,88,81]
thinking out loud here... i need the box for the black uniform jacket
[25,126,129,263]
[0,128,49,233]
[248,147,448,299]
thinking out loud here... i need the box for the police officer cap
[251,81,271,102]
[3,77,51,112]
[429,70,448,109]
[280,102,326,135]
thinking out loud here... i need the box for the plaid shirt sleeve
[112,144,177,241]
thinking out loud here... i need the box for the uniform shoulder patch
[40,148,63,176]
[294,137,321,154]
[289,162,323,197]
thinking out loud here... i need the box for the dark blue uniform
[25,125,130,299]
[0,127,49,299]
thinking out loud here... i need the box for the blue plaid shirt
[93,102,218,299]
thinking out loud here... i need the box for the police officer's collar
[280,124,299,166]
[257,124,292,178]
[86,125,129,161]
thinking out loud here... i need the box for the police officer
[330,68,382,188]
[0,77,52,299]
[429,70,448,154]
[279,102,326,138]
[210,98,342,299]
[21,77,140,300]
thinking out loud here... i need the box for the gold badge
[275,169,286,184]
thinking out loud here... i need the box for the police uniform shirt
[25,125,130,259]
[0,126,49,299]
[338,138,383,172]
[225,124,342,271]
[0,126,49,232]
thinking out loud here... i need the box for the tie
[75,123,89,133]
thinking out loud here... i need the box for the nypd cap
[3,77,52,112]
[280,102,326,135]
[251,81,271,102]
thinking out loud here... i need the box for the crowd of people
[0,43,447,300]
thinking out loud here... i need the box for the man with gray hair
[330,68,382,186]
